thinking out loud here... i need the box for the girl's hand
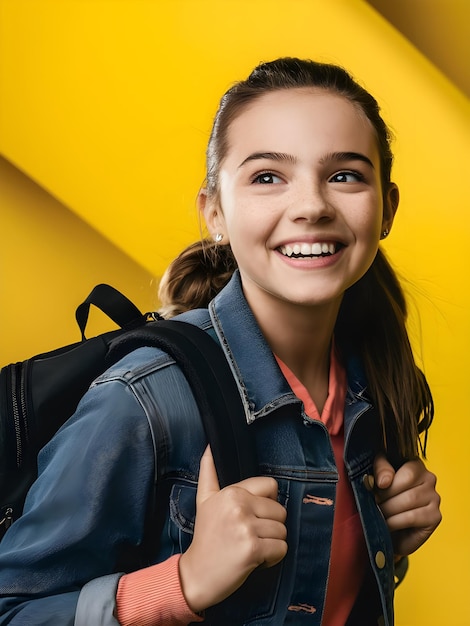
[373,454,442,557]
[179,446,288,614]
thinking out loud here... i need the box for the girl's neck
[243,285,341,411]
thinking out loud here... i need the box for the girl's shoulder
[94,308,215,385]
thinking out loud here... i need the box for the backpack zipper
[9,363,27,469]
[19,364,29,447]
[11,365,22,467]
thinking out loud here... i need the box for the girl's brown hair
[158,240,237,319]
[161,58,433,460]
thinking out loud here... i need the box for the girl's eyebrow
[238,151,375,170]
[320,151,375,169]
[238,152,297,169]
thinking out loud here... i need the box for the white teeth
[279,242,337,257]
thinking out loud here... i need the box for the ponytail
[158,240,237,318]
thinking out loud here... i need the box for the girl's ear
[382,183,399,235]
[197,188,227,242]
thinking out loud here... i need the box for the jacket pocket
[168,483,196,552]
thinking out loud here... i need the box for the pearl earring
[381,229,389,240]
[214,233,223,243]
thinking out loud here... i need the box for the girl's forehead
[223,88,377,162]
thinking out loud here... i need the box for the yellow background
[1,1,469,624]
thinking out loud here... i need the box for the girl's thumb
[197,446,221,504]
[373,453,395,490]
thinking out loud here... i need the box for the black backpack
[0,284,257,540]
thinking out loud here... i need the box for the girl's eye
[252,172,283,184]
[330,171,364,183]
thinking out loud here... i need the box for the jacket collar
[207,271,372,430]
[209,271,300,424]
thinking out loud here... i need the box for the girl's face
[203,88,397,317]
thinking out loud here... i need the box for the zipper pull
[0,507,13,531]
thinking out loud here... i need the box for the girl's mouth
[278,242,341,258]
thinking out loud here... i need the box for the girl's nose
[288,183,335,223]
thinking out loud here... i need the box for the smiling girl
[0,58,441,626]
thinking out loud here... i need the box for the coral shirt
[275,349,368,626]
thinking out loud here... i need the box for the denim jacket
[0,272,400,625]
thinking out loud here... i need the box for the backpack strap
[106,320,258,488]
[75,284,147,340]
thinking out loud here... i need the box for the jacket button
[363,474,375,491]
[375,551,386,569]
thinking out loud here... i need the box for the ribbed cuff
[116,554,204,626]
